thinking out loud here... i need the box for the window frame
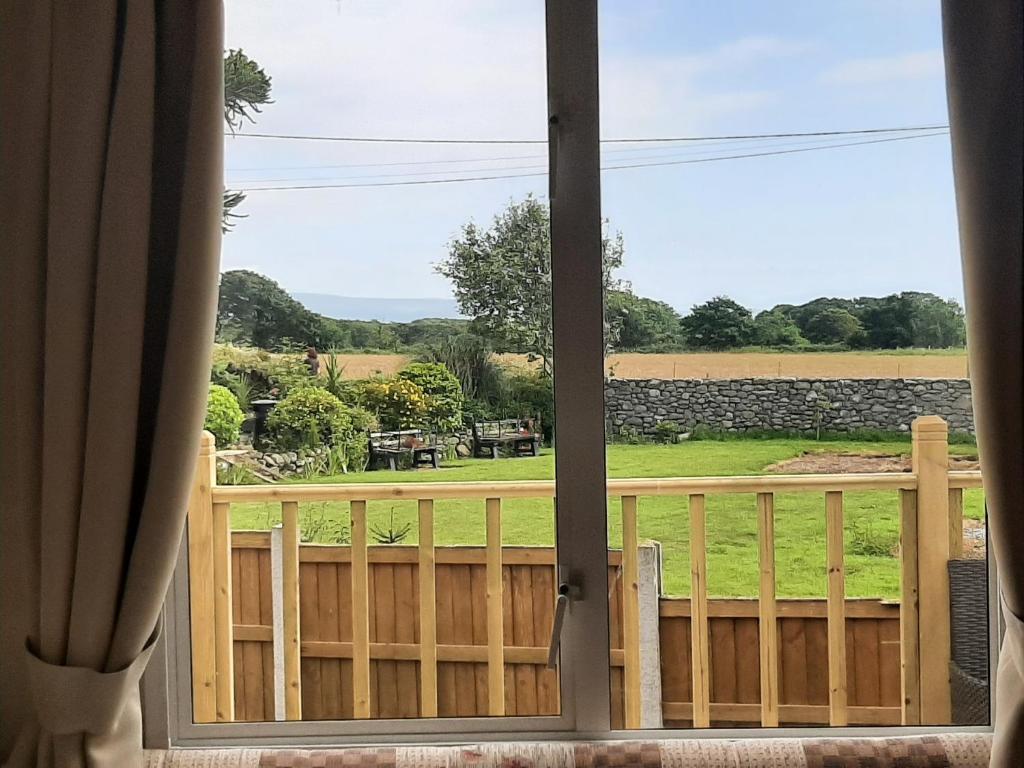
[148,0,610,746]
[143,0,1000,746]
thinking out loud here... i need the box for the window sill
[143,733,992,767]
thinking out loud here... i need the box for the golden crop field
[328,351,969,380]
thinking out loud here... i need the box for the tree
[803,307,864,345]
[908,294,966,347]
[605,290,683,350]
[222,49,273,231]
[437,196,624,375]
[771,292,967,349]
[680,296,754,350]
[751,309,805,347]
[217,270,325,350]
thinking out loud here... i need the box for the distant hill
[293,293,463,323]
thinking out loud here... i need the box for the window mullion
[545,0,611,735]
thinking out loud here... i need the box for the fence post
[899,490,921,725]
[621,496,641,729]
[912,415,952,724]
[187,431,217,723]
[637,543,663,728]
[212,501,234,722]
[281,502,302,720]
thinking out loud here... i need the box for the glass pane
[188,0,566,725]
[599,1,987,729]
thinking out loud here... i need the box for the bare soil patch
[766,452,980,474]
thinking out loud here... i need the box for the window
[145,0,995,746]
[598,0,992,731]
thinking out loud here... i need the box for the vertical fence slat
[212,501,235,722]
[485,497,505,716]
[622,495,642,729]
[899,489,921,725]
[689,493,711,728]
[281,501,302,720]
[351,499,371,718]
[757,492,779,727]
[825,490,848,726]
[948,487,964,560]
[418,498,438,717]
[187,432,217,723]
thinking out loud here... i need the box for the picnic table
[368,429,439,471]
[472,419,541,459]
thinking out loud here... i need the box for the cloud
[819,50,943,85]
[600,36,811,137]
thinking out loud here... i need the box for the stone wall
[605,377,975,436]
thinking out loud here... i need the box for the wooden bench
[368,430,439,471]
[472,419,541,459]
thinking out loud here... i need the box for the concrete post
[638,542,663,728]
[271,524,286,721]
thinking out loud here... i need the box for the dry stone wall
[605,378,974,436]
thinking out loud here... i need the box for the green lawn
[228,439,982,600]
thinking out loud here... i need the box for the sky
[223,0,962,316]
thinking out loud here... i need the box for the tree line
[216,268,964,356]
[217,195,965,357]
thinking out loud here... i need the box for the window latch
[546,566,581,669]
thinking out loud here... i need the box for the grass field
[323,350,969,380]
[228,438,983,600]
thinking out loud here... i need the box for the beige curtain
[0,2,223,766]
[942,1,1024,764]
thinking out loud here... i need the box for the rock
[455,443,472,458]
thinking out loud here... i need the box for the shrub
[504,371,554,441]
[615,425,645,445]
[417,334,508,403]
[653,420,680,444]
[357,377,429,430]
[205,384,245,446]
[266,388,371,471]
[265,356,317,397]
[399,362,464,431]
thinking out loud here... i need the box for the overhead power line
[229,132,944,184]
[238,130,948,192]
[226,123,949,146]
[228,132,925,179]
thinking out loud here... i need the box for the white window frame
[142,0,999,746]
[146,0,610,747]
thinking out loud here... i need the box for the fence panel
[659,599,901,727]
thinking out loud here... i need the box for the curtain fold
[0,2,223,766]
[941,1,1024,764]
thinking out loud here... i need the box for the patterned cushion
[144,734,992,768]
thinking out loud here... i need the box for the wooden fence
[224,537,905,728]
[188,415,983,728]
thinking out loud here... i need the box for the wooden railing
[187,415,983,728]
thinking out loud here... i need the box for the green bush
[266,388,371,471]
[356,377,429,430]
[653,420,680,444]
[205,384,245,447]
[265,356,317,397]
[616,424,646,445]
[504,371,553,442]
[399,362,464,431]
